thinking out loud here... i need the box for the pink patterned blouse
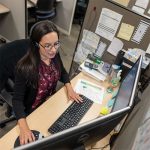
[32,60,60,109]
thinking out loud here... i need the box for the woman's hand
[18,118,35,145]
[65,83,83,103]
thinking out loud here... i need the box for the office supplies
[95,8,123,41]
[48,95,93,134]
[84,61,99,70]
[100,107,109,115]
[79,62,106,81]
[100,62,111,76]
[87,53,101,64]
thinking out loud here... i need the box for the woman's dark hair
[17,20,59,88]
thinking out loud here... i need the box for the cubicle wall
[53,0,77,35]
[0,0,26,41]
[70,0,150,67]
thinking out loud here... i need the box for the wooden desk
[0,4,10,14]
[0,72,112,149]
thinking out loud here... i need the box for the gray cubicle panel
[0,0,26,41]
[76,0,150,64]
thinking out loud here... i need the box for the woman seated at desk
[12,20,82,145]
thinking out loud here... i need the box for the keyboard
[48,95,93,134]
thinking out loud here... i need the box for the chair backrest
[36,0,56,11]
[0,39,30,92]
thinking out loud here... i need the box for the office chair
[73,0,89,25]
[35,0,57,21]
[0,39,30,128]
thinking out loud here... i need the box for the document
[75,79,105,104]
[117,23,135,41]
[112,0,130,7]
[74,43,88,63]
[95,41,107,57]
[95,8,123,41]
[74,30,100,63]
[146,43,150,54]
[131,20,150,44]
[132,6,145,14]
[135,0,149,9]
[82,29,100,51]
[148,8,150,14]
[107,37,124,56]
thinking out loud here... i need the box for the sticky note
[100,107,109,115]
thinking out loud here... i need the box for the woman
[12,20,82,145]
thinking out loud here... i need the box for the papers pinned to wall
[112,0,130,7]
[107,37,124,56]
[74,30,100,64]
[95,41,107,58]
[74,43,88,64]
[82,29,100,52]
[117,23,135,41]
[146,43,150,54]
[95,8,123,41]
[132,5,145,14]
[135,0,149,9]
[131,20,150,44]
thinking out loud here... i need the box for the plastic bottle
[110,64,120,79]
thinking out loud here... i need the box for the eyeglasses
[39,41,61,51]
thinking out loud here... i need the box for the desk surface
[0,4,10,14]
[0,72,112,149]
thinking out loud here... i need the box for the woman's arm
[65,83,83,103]
[18,118,35,145]
[12,71,35,144]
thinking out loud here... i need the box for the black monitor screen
[14,56,142,150]
[112,56,142,112]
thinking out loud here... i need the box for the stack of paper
[79,62,106,81]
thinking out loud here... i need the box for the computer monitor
[14,56,142,150]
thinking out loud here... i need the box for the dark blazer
[12,53,70,120]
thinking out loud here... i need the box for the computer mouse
[14,130,44,148]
